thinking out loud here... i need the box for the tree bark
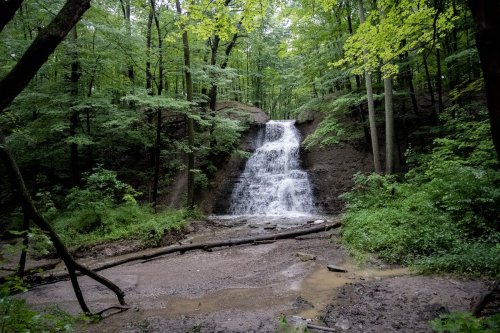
[16,206,30,277]
[145,8,153,95]
[468,0,500,160]
[151,0,163,96]
[358,0,381,173]
[384,77,394,174]
[436,48,443,114]
[0,0,24,33]
[152,109,161,207]
[35,222,341,281]
[175,0,196,209]
[69,26,80,185]
[0,0,91,113]
[423,54,438,125]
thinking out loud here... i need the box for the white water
[229,120,316,216]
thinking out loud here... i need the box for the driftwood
[306,323,336,332]
[36,222,341,283]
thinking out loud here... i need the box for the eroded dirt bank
[19,218,489,333]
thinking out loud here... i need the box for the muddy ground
[18,217,491,333]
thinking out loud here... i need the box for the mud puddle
[297,265,410,320]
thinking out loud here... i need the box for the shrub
[340,109,500,277]
[430,312,500,333]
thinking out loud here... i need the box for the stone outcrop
[296,112,373,215]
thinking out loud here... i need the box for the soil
[18,217,492,333]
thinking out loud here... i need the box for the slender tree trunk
[423,54,438,125]
[384,77,394,174]
[468,0,500,160]
[358,0,381,173]
[151,0,163,96]
[16,206,29,277]
[152,110,161,208]
[69,26,80,185]
[209,35,220,111]
[175,0,195,209]
[436,48,443,114]
[145,9,153,95]
[119,0,134,84]
[347,9,361,89]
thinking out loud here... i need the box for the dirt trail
[20,217,489,333]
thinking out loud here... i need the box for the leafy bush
[341,109,500,277]
[65,166,140,210]
[431,312,500,333]
[28,167,189,252]
[52,205,187,249]
[0,278,80,332]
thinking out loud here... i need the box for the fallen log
[36,222,341,284]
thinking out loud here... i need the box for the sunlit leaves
[337,0,457,77]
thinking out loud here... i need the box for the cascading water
[229,120,316,216]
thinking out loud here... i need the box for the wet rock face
[207,125,266,214]
[295,113,373,215]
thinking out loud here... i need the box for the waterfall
[229,120,316,216]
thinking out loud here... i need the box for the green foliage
[51,204,186,250]
[303,114,345,148]
[300,93,367,149]
[210,116,247,155]
[341,110,500,277]
[0,277,80,333]
[0,297,80,333]
[431,312,500,333]
[65,166,140,210]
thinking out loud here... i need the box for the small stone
[313,219,325,224]
[297,252,316,261]
[327,264,348,273]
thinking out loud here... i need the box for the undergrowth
[0,277,85,332]
[430,312,500,333]
[28,166,190,254]
[341,108,500,277]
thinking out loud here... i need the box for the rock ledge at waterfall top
[216,100,269,125]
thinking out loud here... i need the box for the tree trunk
[423,54,438,125]
[0,0,91,113]
[175,0,195,209]
[37,222,341,278]
[436,48,443,114]
[209,35,220,111]
[152,109,161,208]
[16,207,30,277]
[0,0,24,32]
[119,0,134,84]
[384,77,394,174]
[145,9,153,95]
[69,26,80,185]
[358,0,381,173]
[468,0,500,160]
[151,0,163,96]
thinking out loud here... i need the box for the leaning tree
[0,0,126,315]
